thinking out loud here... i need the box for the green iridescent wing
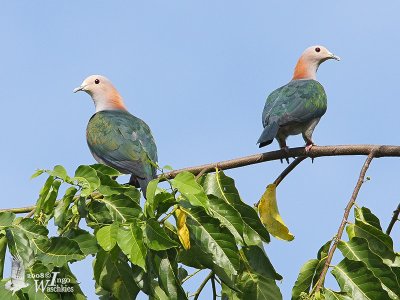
[262,79,327,127]
[86,110,157,182]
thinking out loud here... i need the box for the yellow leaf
[175,208,191,250]
[258,184,294,241]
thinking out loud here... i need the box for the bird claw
[280,147,290,164]
[305,143,315,163]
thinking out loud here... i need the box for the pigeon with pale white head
[74,75,158,197]
[257,45,340,158]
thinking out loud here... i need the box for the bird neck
[93,90,128,112]
[292,56,319,80]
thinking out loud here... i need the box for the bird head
[293,45,340,80]
[74,75,127,112]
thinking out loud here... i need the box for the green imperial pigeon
[257,45,340,153]
[74,75,158,196]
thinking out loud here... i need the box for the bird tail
[137,177,151,198]
[129,174,153,199]
[128,175,149,198]
[257,122,279,148]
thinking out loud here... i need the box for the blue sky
[1,1,400,299]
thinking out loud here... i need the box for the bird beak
[73,85,85,93]
[329,53,341,61]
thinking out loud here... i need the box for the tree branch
[314,151,376,293]
[2,144,399,214]
[386,202,400,235]
[160,144,398,180]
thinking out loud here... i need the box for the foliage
[0,165,282,299]
[1,163,399,299]
[292,207,400,300]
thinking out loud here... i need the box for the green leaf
[93,248,139,299]
[117,222,147,271]
[311,240,332,289]
[54,186,78,229]
[35,176,60,221]
[346,223,355,240]
[352,217,396,265]
[97,173,140,201]
[323,288,352,300]
[238,271,282,300]
[13,218,49,239]
[338,238,400,300]
[178,243,213,269]
[57,265,87,299]
[292,259,319,300]
[183,206,240,278]
[144,219,179,250]
[0,235,7,279]
[87,201,113,226]
[43,180,62,215]
[96,223,119,251]
[0,212,15,228]
[154,192,176,219]
[48,165,68,181]
[98,194,142,223]
[23,262,58,300]
[241,246,282,280]
[292,241,332,299]
[6,228,35,268]
[157,254,188,300]
[91,164,122,176]
[177,267,188,283]
[222,282,241,300]
[172,172,209,210]
[144,178,160,218]
[208,195,245,245]
[73,165,100,197]
[331,258,390,299]
[66,228,99,256]
[355,207,382,230]
[151,282,170,300]
[35,237,85,267]
[178,243,236,288]
[200,171,270,243]
[31,169,45,179]
[162,165,173,171]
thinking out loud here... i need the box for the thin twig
[314,152,376,293]
[158,206,178,224]
[193,271,214,300]
[274,157,307,187]
[211,275,217,300]
[254,157,307,207]
[24,209,36,219]
[386,202,400,235]
[195,167,213,180]
[181,269,202,284]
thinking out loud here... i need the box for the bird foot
[305,143,315,163]
[305,143,314,153]
[280,146,290,164]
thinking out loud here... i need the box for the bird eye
[315,47,321,53]
[95,79,100,84]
